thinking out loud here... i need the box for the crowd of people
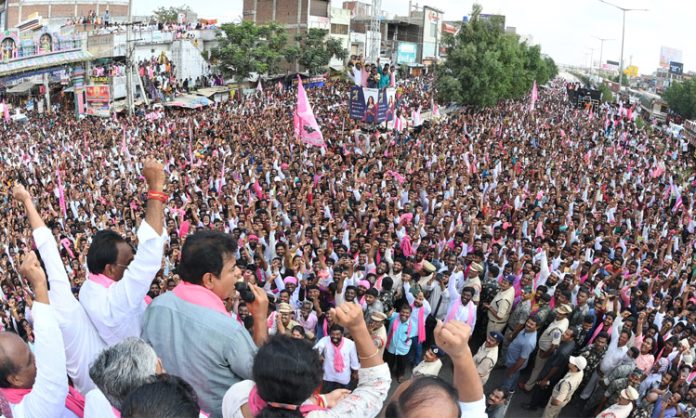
[0,68,694,418]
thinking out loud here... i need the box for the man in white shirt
[0,252,70,418]
[445,279,477,331]
[13,184,105,394]
[314,324,360,393]
[595,386,638,418]
[80,159,168,345]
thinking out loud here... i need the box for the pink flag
[178,220,190,238]
[390,72,395,87]
[293,76,325,147]
[432,98,440,118]
[56,168,67,218]
[217,157,226,197]
[560,129,566,137]
[252,180,264,199]
[393,115,403,132]
[3,102,9,123]
[627,105,633,120]
[529,80,538,111]
[121,128,128,154]
[76,90,85,115]
[386,170,405,185]
[256,79,263,93]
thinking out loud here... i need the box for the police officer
[542,355,586,418]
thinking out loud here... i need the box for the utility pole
[598,0,647,93]
[593,36,613,75]
[125,0,134,115]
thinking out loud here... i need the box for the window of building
[331,24,348,35]
[430,22,438,38]
[310,0,329,18]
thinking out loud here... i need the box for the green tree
[664,78,696,120]
[436,3,557,106]
[209,21,294,81]
[153,5,192,24]
[598,83,613,102]
[294,29,348,75]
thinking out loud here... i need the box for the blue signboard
[396,42,418,64]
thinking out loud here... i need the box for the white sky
[133,0,694,75]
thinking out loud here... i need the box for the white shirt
[404,282,431,338]
[596,402,633,418]
[84,388,116,418]
[412,359,442,377]
[11,302,73,418]
[34,227,105,394]
[79,221,167,345]
[314,336,360,385]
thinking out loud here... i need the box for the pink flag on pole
[256,79,263,93]
[293,76,325,147]
[3,102,9,123]
[529,80,538,111]
[56,168,67,218]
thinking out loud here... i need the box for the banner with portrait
[349,86,396,123]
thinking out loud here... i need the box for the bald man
[0,252,71,417]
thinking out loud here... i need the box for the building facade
[2,0,129,30]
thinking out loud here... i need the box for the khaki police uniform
[523,317,569,391]
[487,286,515,333]
[542,369,583,418]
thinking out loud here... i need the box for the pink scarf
[332,338,345,373]
[89,273,152,305]
[0,385,85,417]
[248,385,325,416]
[411,303,426,343]
[172,281,231,317]
[400,235,413,257]
[386,317,412,349]
[446,299,475,328]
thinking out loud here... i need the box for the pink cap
[283,276,298,285]
[358,280,371,289]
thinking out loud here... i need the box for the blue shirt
[505,330,537,368]
[386,313,413,356]
[651,398,681,418]
[141,292,257,418]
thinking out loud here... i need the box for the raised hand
[434,320,472,360]
[19,251,49,304]
[142,158,166,192]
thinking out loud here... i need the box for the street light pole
[598,0,647,92]
[593,37,613,75]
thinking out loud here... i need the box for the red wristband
[147,191,169,203]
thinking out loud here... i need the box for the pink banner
[529,80,538,111]
[56,168,67,218]
[293,76,325,147]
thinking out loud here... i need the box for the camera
[235,281,255,303]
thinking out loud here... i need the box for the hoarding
[396,42,417,64]
[669,61,683,75]
[660,46,683,69]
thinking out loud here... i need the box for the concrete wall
[5,0,128,29]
